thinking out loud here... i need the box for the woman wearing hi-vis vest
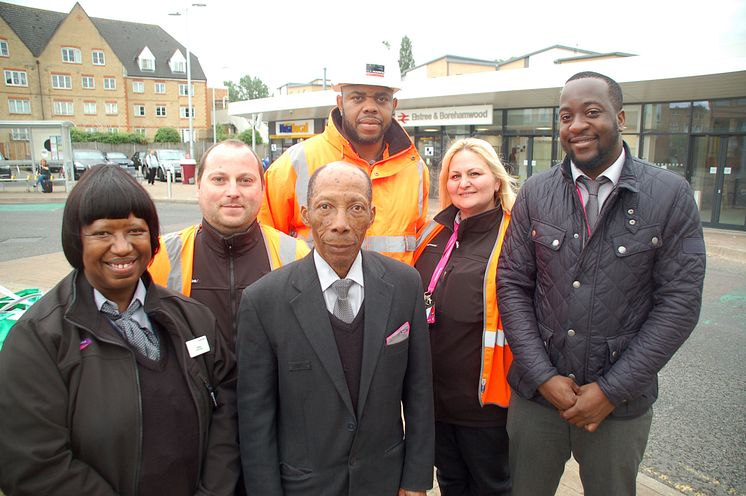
[414,138,516,496]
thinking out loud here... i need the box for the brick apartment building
[0,1,210,148]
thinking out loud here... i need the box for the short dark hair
[197,139,264,186]
[62,164,160,270]
[307,162,373,205]
[566,71,624,111]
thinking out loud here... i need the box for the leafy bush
[70,128,147,144]
[237,129,263,146]
[154,127,181,143]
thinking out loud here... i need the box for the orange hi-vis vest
[414,211,513,407]
[258,108,429,266]
[148,223,309,296]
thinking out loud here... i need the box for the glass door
[691,136,746,229]
[506,136,553,185]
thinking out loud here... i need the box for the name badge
[186,335,210,358]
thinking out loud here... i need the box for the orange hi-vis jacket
[258,108,429,266]
[414,210,513,407]
[148,223,309,296]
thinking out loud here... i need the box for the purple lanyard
[426,219,460,296]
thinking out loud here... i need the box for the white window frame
[51,74,72,89]
[172,60,186,73]
[104,77,116,90]
[107,128,118,134]
[85,127,97,133]
[132,81,145,93]
[139,57,155,72]
[178,83,194,96]
[53,101,74,116]
[154,82,166,94]
[134,104,146,116]
[105,102,118,115]
[4,69,27,87]
[83,102,97,115]
[156,105,167,117]
[92,50,105,65]
[179,106,195,118]
[81,76,95,89]
[61,47,82,64]
[0,40,8,57]
[134,128,146,136]
[11,128,30,140]
[8,98,31,114]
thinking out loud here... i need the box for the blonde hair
[438,138,517,213]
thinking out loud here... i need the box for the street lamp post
[170,3,206,160]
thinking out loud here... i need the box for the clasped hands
[537,375,615,432]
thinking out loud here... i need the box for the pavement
[2,178,744,496]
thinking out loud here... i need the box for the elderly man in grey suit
[237,162,434,496]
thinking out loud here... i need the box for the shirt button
[629,219,636,226]
[572,281,581,289]
[346,421,356,432]
[568,373,576,380]
[651,236,659,246]
[567,329,576,337]
[627,208,635,215]
[551,239,559,248]
[618,245,627,254]
[573,233,579,239]
[612,351,619,359]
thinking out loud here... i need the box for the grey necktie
[332,278,355,324]
[101,300,160,360]
[578,175,609,232]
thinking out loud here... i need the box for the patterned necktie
[332,278,355,324]
[101,299,160,360]
[578,175,609,232]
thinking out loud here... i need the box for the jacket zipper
[228,242,236,330]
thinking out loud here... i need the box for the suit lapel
[290,254,355,416]
[357,252,394,416]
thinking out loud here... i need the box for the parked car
[73,149,112,180]
[131,151,147,173]
[154,149,185,181]
[0,151,10,179]
[105,151,135,169]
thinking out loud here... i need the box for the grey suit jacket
[237,250,434,496]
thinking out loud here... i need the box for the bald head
[307,162,372,205]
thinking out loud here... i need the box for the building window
[61,47,82,64]
[139,57,155,72]
[172,60,186,73]
[156,105,167,117]
[11,128,30,140]
[104,77,116,90]
[180,106,195,118]
[0,40,8,57]
[4,69,27,87]
[105,102,118,114]
[107,128,118,134]
[92,50,105,65]
[85,127,97,133]
[51,74,72,89]
[135,128,146,136]
[178,83,194,96]
[154,82,166,94]
[134,104,146,116]
[133,81,144,93]
[53,101,74,115]
[8,98,31,114]
[83,102,97,115]
[82,76,95,89]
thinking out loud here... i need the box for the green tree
[154,127,181,143]
[398,35,415,74]
[224,74,269,102]
[237,129,263,146]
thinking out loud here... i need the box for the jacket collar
[560,141,639,194]
[434,204,503,239]
[199,218,263,258]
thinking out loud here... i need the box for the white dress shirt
[93,278,154,332]
[571,148,625,212]
[313,249,364,318]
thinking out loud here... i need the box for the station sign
[395,105,492,127]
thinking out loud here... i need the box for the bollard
[167,170,173,199]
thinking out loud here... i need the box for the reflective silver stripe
[415,221,439,250]
[417,159,425,218]
[290,144,310,208]
[162,231,185,292]
[278,234,299,266]
[363,235,416,253]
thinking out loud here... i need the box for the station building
[231,46,746,230]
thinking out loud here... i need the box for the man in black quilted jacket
[497,71,706,496]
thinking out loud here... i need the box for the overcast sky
[8,0,746,92]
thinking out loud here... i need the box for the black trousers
[435,421,511,496]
